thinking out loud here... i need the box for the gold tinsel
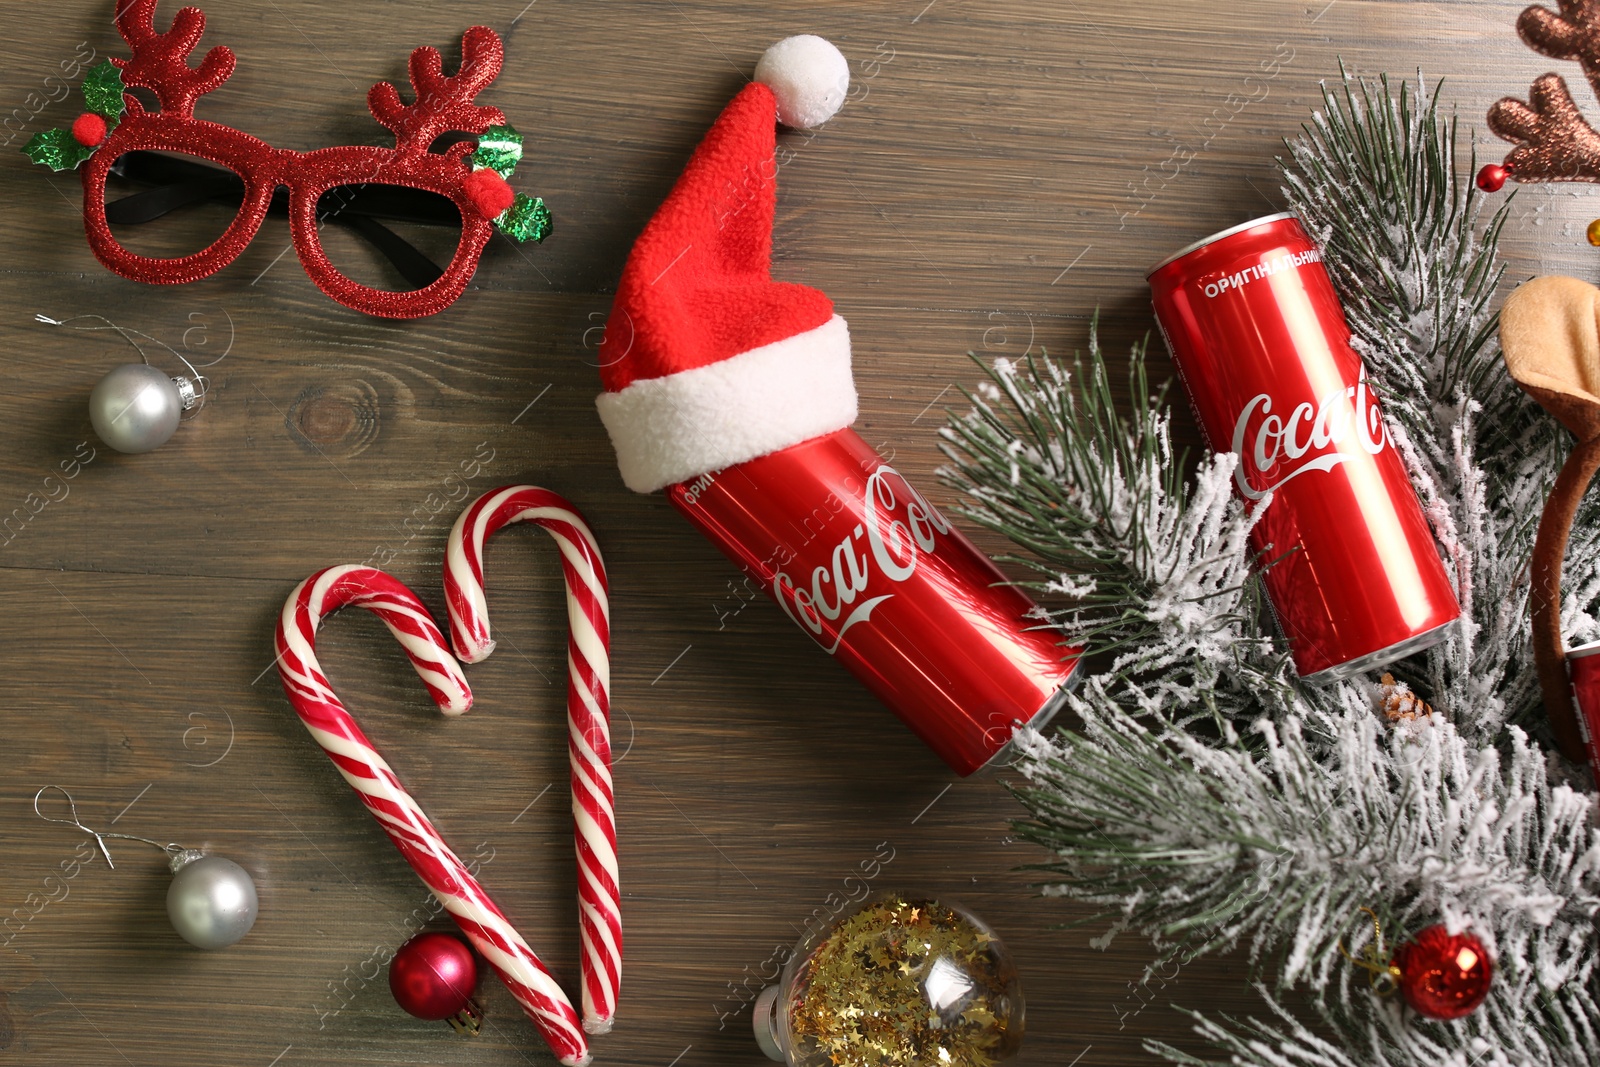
[787,897,1017,1067]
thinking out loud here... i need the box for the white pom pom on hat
[754,35,850,129]
[595,33,857,493]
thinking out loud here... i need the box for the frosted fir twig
[1150,973,1600,1067]
[946,69,1600,1067]
[1014,700,1600,1066]
[1282,69,1600,743]
[1013,708,1600,964]
[939,329,1290,718]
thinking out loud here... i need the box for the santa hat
[595,36,854,493]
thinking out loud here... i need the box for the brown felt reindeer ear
[1501,275,1600,438]
[1500,275,1600,762]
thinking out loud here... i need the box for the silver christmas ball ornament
[166,851,258,949]
[89,363,196,453]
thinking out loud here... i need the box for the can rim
[1299,616,1459,684]
[1145,211,1298,278]
[978,655,1083,773]
[1568,640,1600,660]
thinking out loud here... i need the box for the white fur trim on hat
[595,315,856,493]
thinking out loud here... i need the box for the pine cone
[1377,672,1434,723]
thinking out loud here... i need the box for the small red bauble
[389,932,479,1021]
[1392,925,1493,1020]
[1475,163,1509,193]
[72,112,108,148]
[463,168,515,219]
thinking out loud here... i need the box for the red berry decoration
[389,932,481,1032]
[71,112,108,148]
[1392,925,1493,1020]
[463,168,516,219]
[1476,163,1509,193]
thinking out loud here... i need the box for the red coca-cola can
[1147,212,1460,680]
[1565,641,1600,774]
[667,427,1082,776]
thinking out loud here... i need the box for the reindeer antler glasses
[25,1,549,319]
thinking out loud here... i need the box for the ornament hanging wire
[1337,906,1402,995]
[34,312,214,412]
[33,785,185,869]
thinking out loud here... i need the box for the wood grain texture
[0,2,1590,1065]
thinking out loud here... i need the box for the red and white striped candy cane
[275,565,592,1066]
[444,486,620,1035]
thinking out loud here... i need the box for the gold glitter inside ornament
[761,894,1024,1067]
[1587,219,1600,247]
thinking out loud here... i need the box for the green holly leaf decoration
[496,193,551,243]
[23,128,95,172]
[471,125,524,178]
[80,60,127,120]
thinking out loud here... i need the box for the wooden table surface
[0,2,1588,1065]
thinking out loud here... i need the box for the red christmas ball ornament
[389,932,481,1032]
[71,112,108,148]
[463,168,516,219]
[1475,163,1509,193]
[1392,925,1493,1020]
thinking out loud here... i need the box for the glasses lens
[312,184,462,292]
[104,151,248,260]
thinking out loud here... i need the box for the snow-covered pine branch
[1282,71,1570,744]
[944,70,1600,1067]
[1013,701,1600,1065]
[939,330,1287,714]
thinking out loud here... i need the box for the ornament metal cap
[446,1001,484,1036]
[168,847,207,873]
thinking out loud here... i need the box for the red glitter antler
[113,0,236,119]
[368,26,506,154]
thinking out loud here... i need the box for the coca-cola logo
[1230,365,1386,501]
[772,465,952,654]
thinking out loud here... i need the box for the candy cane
[275,565,591,1067]
[444,486,620,1035]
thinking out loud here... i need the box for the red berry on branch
[1393,925,1493,1020]
[1475,163,1509,193]
[71,112,108,148]
[463,168,516,219]
[389,932,479,1023]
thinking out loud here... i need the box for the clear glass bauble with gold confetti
[753,892,1024,1067]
